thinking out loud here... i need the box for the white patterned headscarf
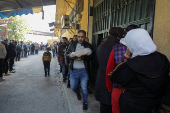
[125,28,157,58]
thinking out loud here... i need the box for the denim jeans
[70,69,89,103]
[52,49,55,57]
[24,50,27,57]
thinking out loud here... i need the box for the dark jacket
[23,44,27,51]
[65,41,74,64]
[7,43,16,58]
[16,45,22,53]
[58,43,67,63]
[109,52,169,113]
[66,41,93,72]
[95,44,112,105]
[31,44,35,50]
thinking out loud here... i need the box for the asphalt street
[0,51,69,113]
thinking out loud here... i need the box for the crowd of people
[56,27,170,112]
[0,40,41,82]
[0,26,170,113]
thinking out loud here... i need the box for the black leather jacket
[66,41,93,71]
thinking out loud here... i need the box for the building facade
[55,0,170,87]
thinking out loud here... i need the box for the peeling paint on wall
[153,0,170,60]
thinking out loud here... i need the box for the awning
[0,0,56,12]
[0,7,43,19]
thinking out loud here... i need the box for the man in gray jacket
[0,41,6,82]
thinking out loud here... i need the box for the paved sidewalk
[0,51,100,113]
[56,59,100,113]
[0,51,69,113]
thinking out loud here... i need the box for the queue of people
[56,27,170,112]
[56,31,92,111]
[94,25,170,113]
[0,39,41,82]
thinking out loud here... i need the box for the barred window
[78,0,84,14]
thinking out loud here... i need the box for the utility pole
[6,23,8,39]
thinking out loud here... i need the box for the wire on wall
[64,0,82,16]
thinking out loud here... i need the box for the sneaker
[5,73,11,76]
[77,93,81,100]
[83,103,88,111]
[9,70,15,73]
[2,77,5,81]
[0,77,5,82]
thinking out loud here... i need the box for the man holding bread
[66,30,93,111]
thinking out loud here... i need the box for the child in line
[42,48,51,76]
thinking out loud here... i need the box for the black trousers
[35,50,38,54]
[9,58,14,71]
[43,61,50,73]
[100,102,112,113]
[67,65,70,85]
[31,49,34,55]
[3,59,8,74]
[0,59,4,77]
[16,52,20,61]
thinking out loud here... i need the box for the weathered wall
[57,0,89,40]
[62,0,77,38]
[153,0,170,60]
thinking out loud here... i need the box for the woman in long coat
[95,27,125,113]
[109,29,169,113]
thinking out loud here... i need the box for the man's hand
[69,52,78,60]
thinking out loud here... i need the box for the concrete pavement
[0,51,100,113]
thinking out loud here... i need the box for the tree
[2,15,30,41]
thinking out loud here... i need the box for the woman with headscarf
[108,28,169,113]
[106,25,139,113]
[95,27,125,113]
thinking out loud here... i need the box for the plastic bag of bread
[70,48,92,57]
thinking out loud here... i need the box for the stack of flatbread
[70,48,92,57]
